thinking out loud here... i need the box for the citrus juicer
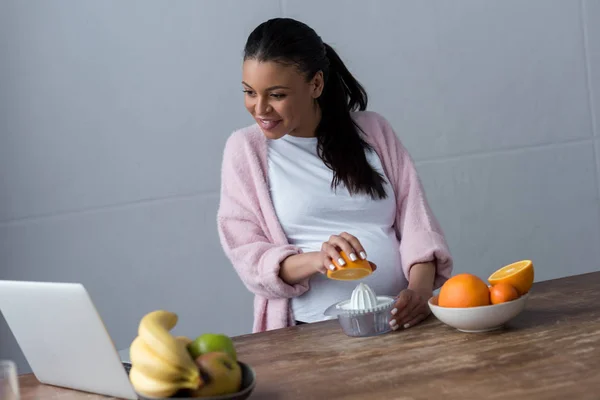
[323,282,396,337]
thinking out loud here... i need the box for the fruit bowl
[428,292,529,333]
[136,361,256,400]
[128,311,255,400]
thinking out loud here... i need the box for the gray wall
[1,0,599,374]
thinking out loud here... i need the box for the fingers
[402,312,429,330]
[391,312,428,330]
[315,262,330,275]
[339,232,367,260]
[389,290,431,330]
[327,235,357,262]
[390,304,418,330]
[396,302,425,328]
[390,293,420,327]
[321,242,343,270]
[390,291,412,315]
[318,232,367,274]
[327,233,366,262]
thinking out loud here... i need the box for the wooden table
[19,271,600,399]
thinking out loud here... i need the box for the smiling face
[242,59,324,139]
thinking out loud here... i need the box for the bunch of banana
[129,310,202,398]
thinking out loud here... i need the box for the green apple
[187,333,237,361]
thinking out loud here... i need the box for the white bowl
[428,293,529,333]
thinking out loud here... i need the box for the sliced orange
[488,260,534,295]
[326,251,373,281]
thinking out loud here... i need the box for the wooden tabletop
[19,271,600,400]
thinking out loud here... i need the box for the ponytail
[315,43,387,200]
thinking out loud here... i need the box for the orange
[438,273,491,308]
[489,283,519,304]
[488,260,534,295]
[326,251,373,281]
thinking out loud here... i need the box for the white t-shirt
[267,134,407,323]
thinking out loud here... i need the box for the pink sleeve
[378,117,453,289]
[217,134,310,300]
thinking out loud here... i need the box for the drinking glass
[0,360,19,400]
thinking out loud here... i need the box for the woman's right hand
[279,233,377,285]
[315,232,376,274]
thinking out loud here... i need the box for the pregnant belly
[345,230,405,296]
[292,230,406,323]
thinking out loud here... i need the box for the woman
[217,18,453,333]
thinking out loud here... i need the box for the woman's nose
[256,97,270,115]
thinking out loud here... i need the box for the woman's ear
[311,71,325,99]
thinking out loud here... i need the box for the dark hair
[244,18,387,200]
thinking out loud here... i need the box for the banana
[137,310,199,374]
[175,336,193,347]
[129,335,196,382]
[129,365,199,399]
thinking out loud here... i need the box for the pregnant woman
[217,18,453,333]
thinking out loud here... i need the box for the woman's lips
[258,118,281,131]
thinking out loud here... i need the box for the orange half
[326,251,373,281]
[488,260,534,295]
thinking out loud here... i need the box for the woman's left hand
[389,288,433,330]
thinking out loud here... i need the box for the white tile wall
[596,139,600,201]
[285,0,594,161]
[2,0,600,375]
[0,0,278,222]
[584,0,600,137]
[417,140,600,282]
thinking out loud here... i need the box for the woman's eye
[243,90,255,96]
[271,93,286,99]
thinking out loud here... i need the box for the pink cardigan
[217,111,453,333]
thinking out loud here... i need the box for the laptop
[0,280,138,399]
